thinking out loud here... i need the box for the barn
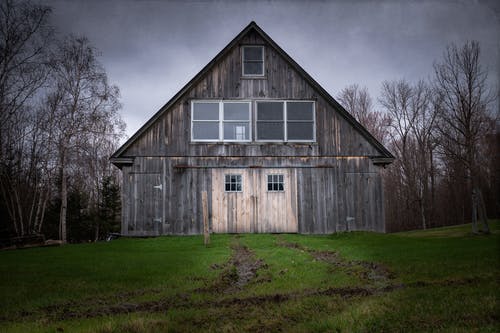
[110,21,394,236]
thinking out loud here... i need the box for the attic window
[242,46,264,76]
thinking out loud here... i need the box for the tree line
[338,41,498,233]
[0,0,125,243]
[1,1,497,242]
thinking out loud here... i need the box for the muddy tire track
[276,237,395,286]
[4,236,489,323]
[198,239,268,293]
[21,276,485,322]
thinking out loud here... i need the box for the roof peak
[111,20,393,161]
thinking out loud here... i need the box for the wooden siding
[117,26,388,235]
[120,30,380,159]
[211,168,298,233]
[121,156,385,235]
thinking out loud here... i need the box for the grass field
[0,221,499,332]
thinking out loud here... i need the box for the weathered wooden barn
[111,21,394,235]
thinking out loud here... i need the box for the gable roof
[111,21,394,162]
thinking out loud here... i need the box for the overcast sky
[45,0,499,140]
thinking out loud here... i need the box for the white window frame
[222,101,252,142]
[190,100,220,142]
[191,100,252,142]
[255,100,316,143]
[255,101,285,142]
[224,174,243,192]
[242,45,265,77]
[267,174,285,192]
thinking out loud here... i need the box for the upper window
[256,101,284,141]
[256,101,315,142]
[192,102,219,141]
[191,101,251,142]
[242,46,264,76]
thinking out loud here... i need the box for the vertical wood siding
[120,30,380,158]
[118,29,387,235]
[211,168,298,233]
[121,156,385,235]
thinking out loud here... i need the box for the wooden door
[130,173,163,235]
[211,168,298,233]
[254,169,298,233]
[344,172,377,231]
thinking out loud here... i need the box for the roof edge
[111,21,259,159]
[111,21,394,160]
[248,24,394,159]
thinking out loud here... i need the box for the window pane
[243,62,263,75]
[257,122,284,140]
[224,103,249,120]
[193,102,219,120]
[287,122,314,140]
[257,102,283,120]
[224,174,242,192]
[287,102,314,120]
[224,123,249,140]
[243,46,263,61]
[193,122,219,140]
[267,174,284,192]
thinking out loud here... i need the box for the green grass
[0,221,498,332]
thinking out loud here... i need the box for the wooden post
[202,191,210,246]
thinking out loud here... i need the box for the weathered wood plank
[117,27,388,236]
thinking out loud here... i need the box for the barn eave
[110,157,134,169]
[110,21,394,162]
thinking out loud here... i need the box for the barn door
[131,173,163,235]
[211,168,298,233]
[211,169,252,233]
[344,172,377,231]
[253,169,298,233]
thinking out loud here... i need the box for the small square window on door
[225,174,242,192]
[267,174,284,192]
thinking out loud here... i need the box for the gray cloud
[46,0,499,139]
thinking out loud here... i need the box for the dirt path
[200,237,267,293]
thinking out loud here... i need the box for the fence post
[202,191,210,246]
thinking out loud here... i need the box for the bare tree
[0,0,52,156]
[433,41,495,234]
[47,36,122,242]
[337,84,390,143]
[0,0,53,237]
[379,80,437,230]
